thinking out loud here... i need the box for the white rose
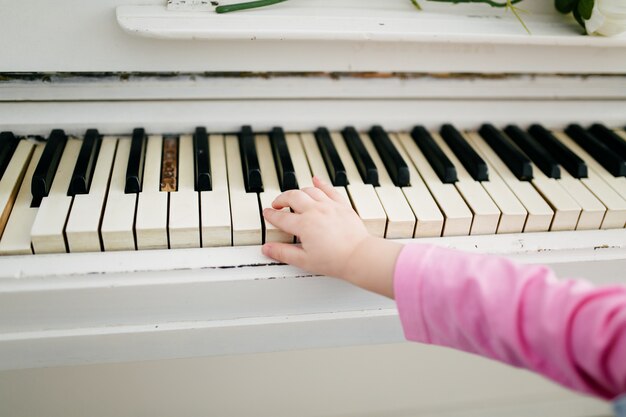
[584,0,626,36]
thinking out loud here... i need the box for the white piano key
[382,133,444,237]
[65,137,117,253]
[551,131,626,229]
[453,131,527,234]
[554,131,626,203]
[226,134,262,246]
[371,185,416,238]
[578,177,626,229]
[329,131,387,237]
[388,133,444,238]
[593,186,626,229]
[0,141,34,238]
[30,138,82,254]
[495,127,584,230]
[101,137,138,251]
[135,135,169,250]
[397,132,473,237]
[286,133,313,189]
[465,132,553,233]
[299,132,351,206]
[0,144,42,255]
[359,132,415,238]
[200,134,232,247]
[529,175,581,231]
[256,134,293,243]
[169,134,201,249]
[431,132,501,235]
[557,170,606,230]
[299,132,331,184]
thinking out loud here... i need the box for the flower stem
[216,0,289,14]
[215,0,529,34]
[426,0,523,6]
[506,0,530,34]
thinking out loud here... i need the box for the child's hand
[262,176,368,279]
[262,177,402,298]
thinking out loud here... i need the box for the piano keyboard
[0,123,625,255]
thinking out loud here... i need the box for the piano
[0,0,625,415]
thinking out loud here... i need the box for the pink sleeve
[393,243,626,400]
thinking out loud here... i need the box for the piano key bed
[0,122,625,371]
[1,123,625,254]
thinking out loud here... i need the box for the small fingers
[301,186,329,202]
[313,176,351,207]
[262,242,307,268]
[263,208,300,235]
[272,189,314,213]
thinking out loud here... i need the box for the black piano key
[239,125,263,193]
[68,129,102,196]
[314,127,348,187]
[588,124,626,160]
[341,126,378,186]
[0,131,20,181]
[124,128,147,194]
[565,124,626,177]
[31,129,68,201]
[368,126,410,187]
[440,124,488,182]
[478,124,533,181]
[504,125,560,179]
[269,127,298,191]
[411,126,457,184]
[527,124,587,179]
[193,127,212,191]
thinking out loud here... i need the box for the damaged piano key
[239,125,263,193]
[160,135,178,192]
[527,124,587,179]
[411,126,457,184]
[269,127,298,191]
[504,125,560,179]
[479,124,532,181]
[565,124,626,177]
[31,129,68,206]
[315,127,347,187]
[193,127,212,192]
[440,124,488,182]
[0,132,20,181]
[369,126,410,187]
[69,129,102,196]
[124,128,147,193]
[342,126,378,186]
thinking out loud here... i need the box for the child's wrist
[341,237,403,299]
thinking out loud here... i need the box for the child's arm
[393,243,626,400]
[262,177,626,401]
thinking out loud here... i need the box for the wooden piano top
[2,0,625,73]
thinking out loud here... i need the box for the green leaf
[577,0,594,20]
[555,0,578,14]
[572,6,586,30]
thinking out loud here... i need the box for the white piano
[0,0,625,415]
